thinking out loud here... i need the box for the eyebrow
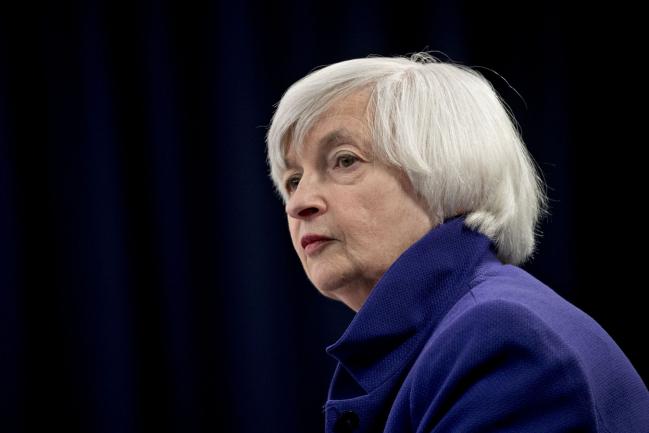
[284,128,357,170]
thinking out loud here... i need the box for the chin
[311,277,342,300]
[316,289,340,302]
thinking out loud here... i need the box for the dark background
[1,1,645,432]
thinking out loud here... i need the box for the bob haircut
[266,52,550,266]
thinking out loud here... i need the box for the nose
[285,174,326,219]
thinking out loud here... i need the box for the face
[283,89,436,312]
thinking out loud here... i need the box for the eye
[336,153,359,169]
[285,175,300,193]
[284,154,359,194]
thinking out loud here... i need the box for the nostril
[299,207,319,217]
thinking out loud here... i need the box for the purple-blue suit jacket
[323,216,649,433]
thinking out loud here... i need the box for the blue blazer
[323,216,649,433]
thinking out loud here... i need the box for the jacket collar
[325,215,497,394]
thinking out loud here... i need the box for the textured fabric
[323,215,649,433]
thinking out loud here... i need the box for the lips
[301,234,333,250]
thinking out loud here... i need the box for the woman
[265,53,648,433]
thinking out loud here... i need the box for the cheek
[287,220,301,251]
[339,194,385,248]
[343,185,406,248]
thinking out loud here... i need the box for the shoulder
[406,295,599,432]
[404,279,649,432]
[414,295,592,387]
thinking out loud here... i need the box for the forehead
[284,90,372,166]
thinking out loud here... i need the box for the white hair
[265,52,550,265]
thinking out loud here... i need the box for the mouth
[300,233,333,253]
[303,239,332,256]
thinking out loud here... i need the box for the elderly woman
[265,53,648,433]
